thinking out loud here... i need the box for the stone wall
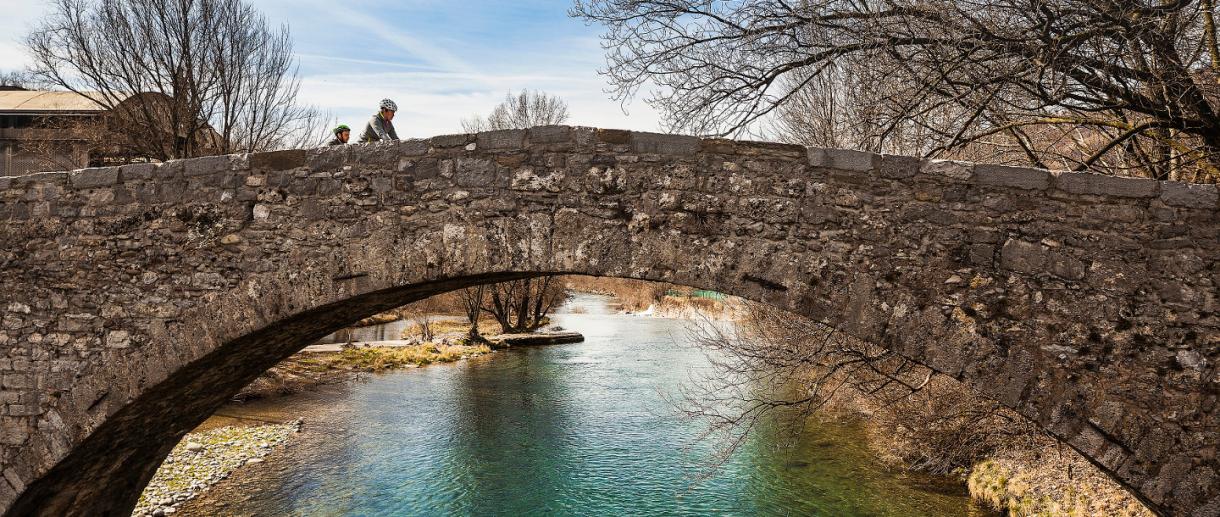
[0,126,1216,516]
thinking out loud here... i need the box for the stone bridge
[0,126,1216,516]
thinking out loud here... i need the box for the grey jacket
[360,113,399,143]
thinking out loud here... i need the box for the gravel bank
[133,420,302,517]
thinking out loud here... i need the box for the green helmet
[334,124,351,135]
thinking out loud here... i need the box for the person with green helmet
[328,124,351,146]
[360,98,400,143]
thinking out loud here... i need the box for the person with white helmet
[360,98,400,143]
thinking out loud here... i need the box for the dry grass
[403,318,504,339]
[325,343,492,371]
[236,343,492,401]
[967,439,1153,517]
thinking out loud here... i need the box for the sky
[0,0,663,138]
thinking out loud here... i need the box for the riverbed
[178,293,991,516]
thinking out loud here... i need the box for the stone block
[808,148,877,172]
[973,164,1051,190]
[118,163,159,181]
[11,172,67,189]
[920,160,974,181]
[1160,182,1218,209]
[630,132,700,155]
[1055,172,1159,198]
[1048,251,1087,281]
[397,139,430,156]
[429,133,471,148]
[879,154,920,179]
[1000,238,1046,274]
[596,128,631,144]
[249,149,306,170]
[307,146,350,171]
[68,168,119,189]
[183,155,234,177]
[477,129,526,150]
[529,125,572,144]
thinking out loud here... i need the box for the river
[181,293,992,516]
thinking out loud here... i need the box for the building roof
[0,91,106,113]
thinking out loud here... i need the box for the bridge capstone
[0,126,1216,516]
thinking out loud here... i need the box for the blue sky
[0,0,662,137]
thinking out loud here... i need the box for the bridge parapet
[3,126,1216,220]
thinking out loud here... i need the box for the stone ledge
[69,167,120,189]
[1159,182,1218,209]
[249,149,306,170]
[920,160,974,181]
[428,133,471,148]
[1054,172,1160,198]
[630,131,700,155]
[6,171,68,188]
[974,164,1051,190]
[476,129,526,150]
[879,154,920,179]
[118,163,159,181]
[807,148,878,172]
[182,155,240,177]
[527,125,571,144]
[397,139,430,157]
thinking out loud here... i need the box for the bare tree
[481,277,567,334]
[26,0,324,162]
[573,0,1220,181]
[462,90,570,132]
[679,303,1034,473]
[457,285,487,341]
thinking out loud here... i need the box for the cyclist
[360,99,399,142]
[328,124,351,146]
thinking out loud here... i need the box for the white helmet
[380,98,398,112]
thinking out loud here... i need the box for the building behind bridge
[0,88,221,176]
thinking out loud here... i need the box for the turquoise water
[185,294,988,516]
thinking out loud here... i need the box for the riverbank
[968,439,1153,516]
[133,421,301,517]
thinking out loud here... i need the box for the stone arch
[0,126,1215,516]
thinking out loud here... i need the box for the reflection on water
[183,294,991,516]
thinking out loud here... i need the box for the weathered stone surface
[808,148,877,171]
[118,163,159,181]
[528,125,572,144]
[1055,172,1160,198]
[428,133,471,148]
[0,126,1215,517]
[476,129,526,150]
[182,155,235,177]
[68,168,119,189]
[920,159,974,181]
[1160,182,1219,209]
[973,164,1051,190]
[630,131,700,155]
[249,149,306,170]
